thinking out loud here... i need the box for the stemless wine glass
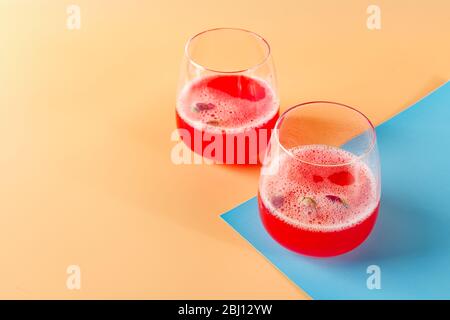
[176,28,279,165]
[258,102,381,257]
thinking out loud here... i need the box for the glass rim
[184,27,271,74]
[273,101,377,167]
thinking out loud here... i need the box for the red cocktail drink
[259,102,381,257]
[177,28,278,164]
[259,145,379,257]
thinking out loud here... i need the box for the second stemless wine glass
[176,28,279,165]
[259,102,381,257]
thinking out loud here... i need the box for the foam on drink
[176,75,279,134]
[259,144,379,232]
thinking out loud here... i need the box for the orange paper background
[0,0,449,299]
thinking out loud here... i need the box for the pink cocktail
[176,74,279,164]
[176,28,279,164]
[259,102,381,257]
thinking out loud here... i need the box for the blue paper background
[221,81,450,299]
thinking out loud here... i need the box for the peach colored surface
[0,0,449,299]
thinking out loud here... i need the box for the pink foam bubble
[176,75,279,134]
[259,145,379,232]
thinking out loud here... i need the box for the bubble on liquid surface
[259,145,378,232]
[176,75,279,134]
